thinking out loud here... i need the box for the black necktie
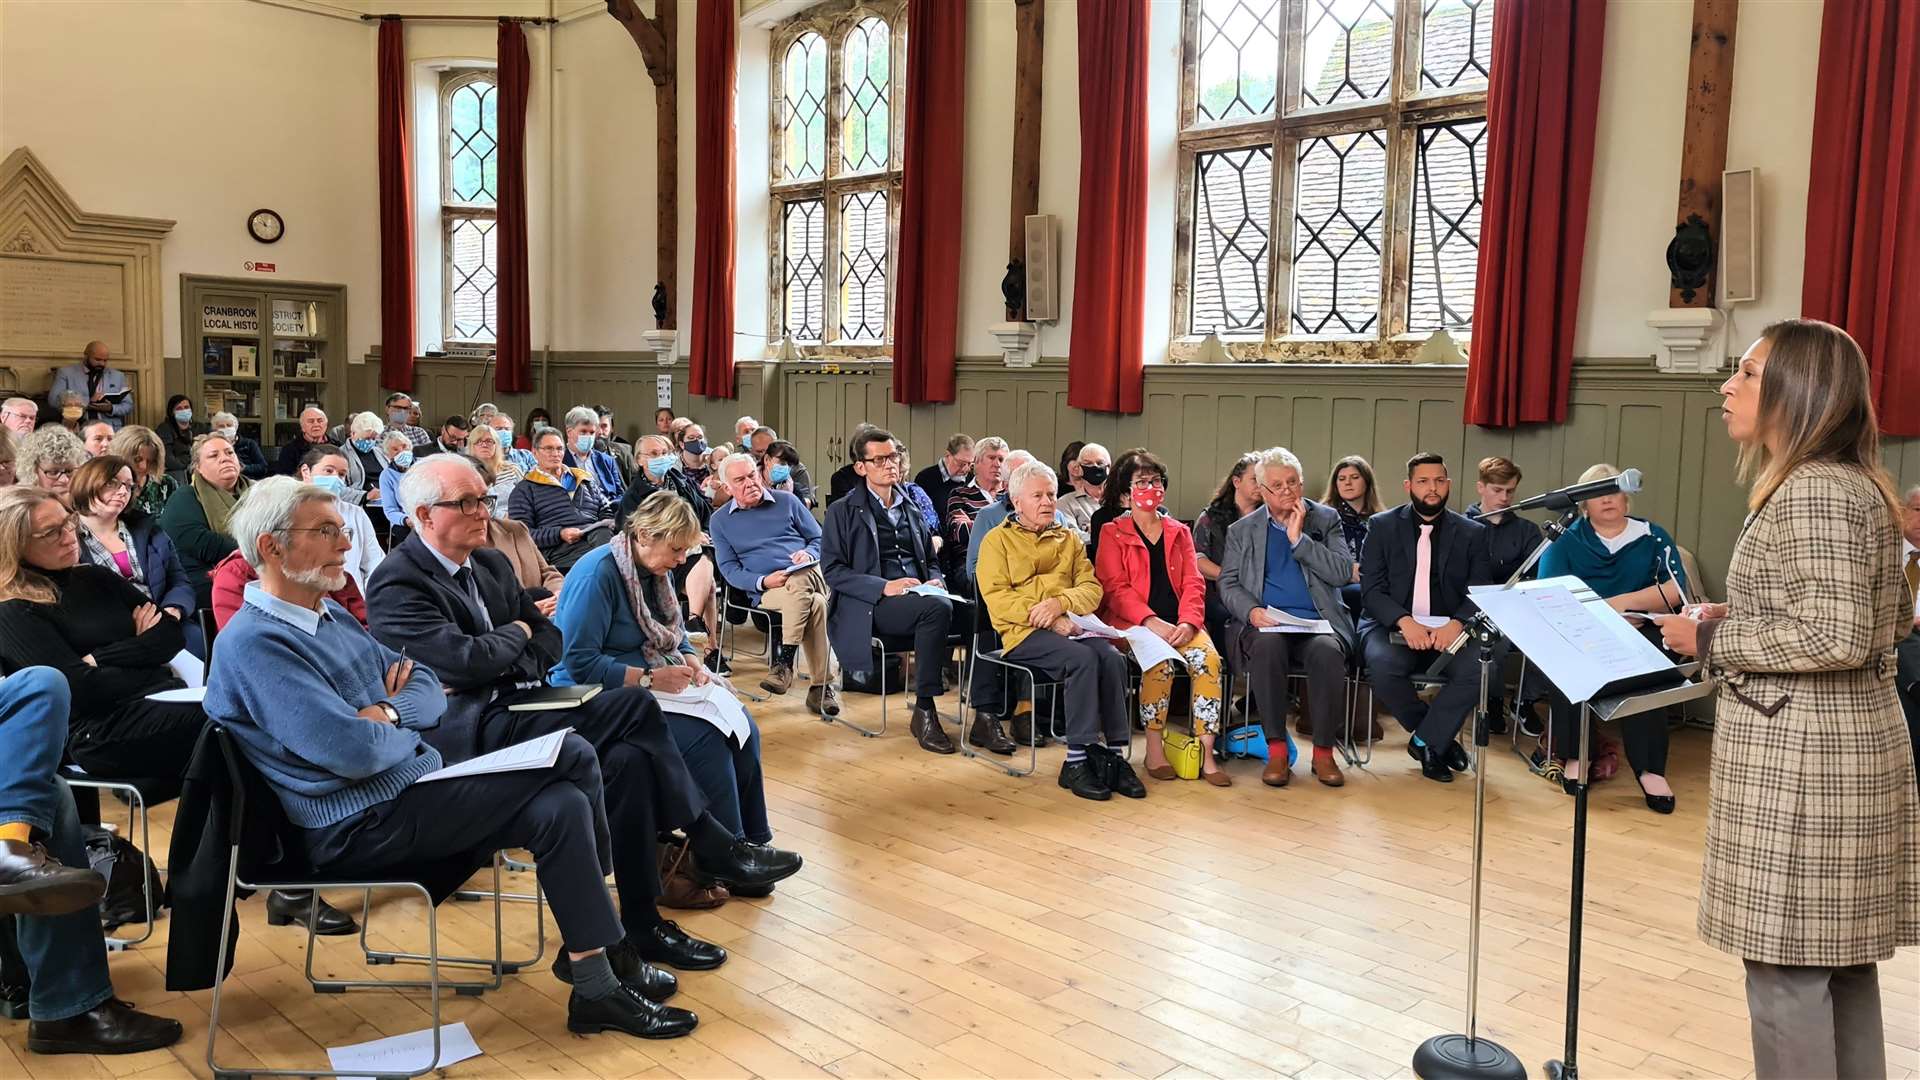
[452,567,494,632]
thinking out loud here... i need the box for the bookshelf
[180,277,346,453]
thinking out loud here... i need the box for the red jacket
[209,549,368,629]
[1094,513,1207,630]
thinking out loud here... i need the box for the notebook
[504,685,602,712]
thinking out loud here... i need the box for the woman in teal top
[549,492,772,854]
[1534,463,1688,812]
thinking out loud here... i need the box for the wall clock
[247,208,284,244]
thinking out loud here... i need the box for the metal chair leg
[68,779,156,950]
[361,851,540,981]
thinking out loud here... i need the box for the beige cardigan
[485,517,564,595]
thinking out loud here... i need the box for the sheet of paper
[168,649,204,690]
[416,728,572,784]
[1260,607,1334,635]
[1468,579,1673,703]
[1412,615,1453,629]
[1066,612,1124,639]
[146,686,206,704]
[1121,626,1183,672]
[327,1022,482,1080]
[653,682,753,746]
[906,583,969,603]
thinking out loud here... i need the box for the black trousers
[969,618,1007,717]
[1004,630,1130,749]
[544,524,615,571]
[304,733,624,954]
[1236,627,1346,748]
[1535,621,1672,775]
[431,686,707,938]
[869,593,953,698]
[68,697,205,782]
[1360,626,1483,746]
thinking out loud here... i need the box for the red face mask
[1131,486,1165,513]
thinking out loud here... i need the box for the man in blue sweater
[204,477,698,1041]
[710,452,835,695]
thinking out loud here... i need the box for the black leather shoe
[551,940,678,1002]
[1418,746,1455,783]
[567,985,698,1039]
[1088,745,1146,799]
[967,714,1016,755]
[0,840,105,918]
[635,921,728,971]
[728,881,775,899]
[1441,740,1471,773]
[27,998,183,1055]
[1008,710,1051,748]
[1634,773,1676,814]
[265,889,359,936]
[912,705,956,754]
[703,649,732,675]
[692,840,802,891]
[1058,758,1112,801]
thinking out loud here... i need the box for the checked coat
[1697,461,1920,966]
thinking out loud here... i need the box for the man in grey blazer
[48,341,133,432]
[1218,447,1356,788]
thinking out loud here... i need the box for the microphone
[1504,468,1642,513]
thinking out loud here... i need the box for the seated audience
[473,403,536,472]
[978,462,1141,801]
[958,448,1059,748]
[384,393,432,449]
[711,453,834,696]
[668,415,693,447]
[1086,448,1149,563]
[1194,453,1262,647]
[0,429,15,487]
[894,446,941,541]
[1055,440,1086,498]
[1323,454,1383,613]
[19,428,85,508]
[1359,452,1491,783]
[0,486,204,782]
[1095,451,1229,786]
[1,667,183,1056]
[1057,443,1111,538]
[72,456,197,644]
[518,406,554,450]
[467,424,524,516]
[206,478,700,1040]
[551,492,782,877]
[656,407,677,437]
[1218,448,1358,788]
[962,449,1064,577]
[0,398,36,438]
[158,432,250,605]
[342,411,385,509]
[758,440,801,496]
[374,429,416,535]
[273,407,334,476]
[1534,463,1687,810]
[824,429,958,745]
[210,547,366,629]
[596,406,636,486]
[618,436,720,664]
[299,446,384,591]
[913,434,973,518]
[79,422,114,460]
[511,427,616,570]
[369,456,795,963]
[210,413,268,480]
[1899,485,1920,768]
[52,392,84,434]
[106,425,175,522]
[674,423,712,491]
[732,416,758,446]
[157,395,205,479]
[825,423,879,507]
[422,415,469,457]
[561,407,625,501]
[1469,456,1542,584]
[49,341,133,433]
[943,436,1009,584]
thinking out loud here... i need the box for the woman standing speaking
[1662,319,1917,1078]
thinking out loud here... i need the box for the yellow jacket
[976,515,1104,651]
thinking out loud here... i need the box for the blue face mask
[683,438,708,457]
[393,450,414,469]
[173,409,193,424]
[769,464,793,485]
[389,409,410,425]
[646,454,676,480]
[309,474,346,498]
[574,434,596,455]
[352,437,376,453]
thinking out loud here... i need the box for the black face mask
[1081,465,1109,487]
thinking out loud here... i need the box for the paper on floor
[326,1021,482,1079]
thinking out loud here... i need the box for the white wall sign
[656,373,672,408]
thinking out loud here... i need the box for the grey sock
[570,949,622,1000]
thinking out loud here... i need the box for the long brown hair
[0,486,64,604]
[1739,318,1899,518]
[1321,454,1382,514]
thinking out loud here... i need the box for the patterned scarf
[610,534,687,670]
[190,472,248,537]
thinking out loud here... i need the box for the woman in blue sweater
[550,492,775,888]
[1535,463,1689,811]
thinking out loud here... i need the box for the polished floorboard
[8,640,1917,1079]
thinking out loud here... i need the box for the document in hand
[1066,612,1125,639]
[906,582,969,603]
[1121,626,1183,671]
[652,681,754,747]
[416,728,573,784]
[1468,579,1676,703]
[1258,607,1334,635]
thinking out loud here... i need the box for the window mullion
[1378,0,1424,340]
[1269,2,1306,341]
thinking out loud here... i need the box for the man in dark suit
[366,456,798,975]
[1359,451,1493,782]
[821,429,984,754]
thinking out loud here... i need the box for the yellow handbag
[1162,728,1202,780]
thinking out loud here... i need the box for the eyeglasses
[1262,479,1303,493]
[429,495,498,516]
[285,524,349,543]
[38,467,76,481]
[862,453,903,467]
[27,515,79,542]
[1130,477,1166,491]
[102,479,134,495]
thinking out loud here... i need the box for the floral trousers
[1137,628,1225,735]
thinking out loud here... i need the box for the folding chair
[59,766,162,950]
[957,582,1063,777]
[716,583,781,667]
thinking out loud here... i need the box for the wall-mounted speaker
[1024,214,1059,322]
[1721,167,1759,304]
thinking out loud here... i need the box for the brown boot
[1261,755,1292,787]
[1311,753,1346,787]
[761,662,794,695]
[656,839,730,910]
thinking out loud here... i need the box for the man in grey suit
[48,341,132,432]
[1218,447,1356,788]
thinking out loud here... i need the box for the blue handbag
[1221,723,1297,764]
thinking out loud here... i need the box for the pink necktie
[1412,523,1434,618]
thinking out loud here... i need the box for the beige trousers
[1744,958,1886,1079]
[756,566,834,679]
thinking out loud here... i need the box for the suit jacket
[821,486,940,665]
[49,363,132,428]
[1357,502,1490,635]
[366,534,561,762]
[1217,500,1356,652]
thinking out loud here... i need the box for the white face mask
[214,427,238,442]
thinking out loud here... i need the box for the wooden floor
[8,640,1917,1079]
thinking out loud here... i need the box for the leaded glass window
[442,70,498,344]
[1177,0,1494,358]
[770,2,906,350]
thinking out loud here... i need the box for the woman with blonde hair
[467,422,524,517]
[18,427,86,508]
[107,424,175,521]
[156,432,250,605]
[1660,318,1916,1078]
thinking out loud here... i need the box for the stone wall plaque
[0,256,126,355]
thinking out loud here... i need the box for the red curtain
[891,0,966,405]
[689,0,737,399]
[1462,0,1606,427]
[494,20,534,395]
[1802,0,1920,435]
[1066,0,1149,415]
[376,18,416,392]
